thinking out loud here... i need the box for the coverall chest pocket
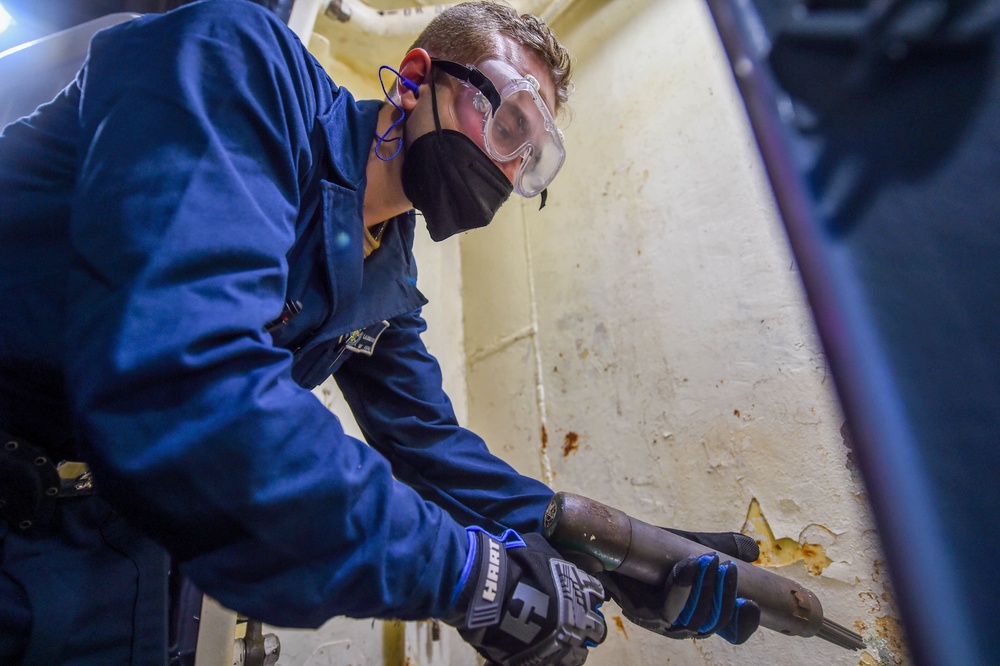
[319,180,364,312]
[270,180,364,351]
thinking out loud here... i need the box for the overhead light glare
[0,3,14,35]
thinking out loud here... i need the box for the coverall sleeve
[63,3,466,627]
[334,308,555,535]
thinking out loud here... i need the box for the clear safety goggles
[432,58,566,198]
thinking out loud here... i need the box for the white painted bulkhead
[299,0,908,663]
[459,0,906,662]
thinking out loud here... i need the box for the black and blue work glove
[599,529,761,644]
[445,527,607,665]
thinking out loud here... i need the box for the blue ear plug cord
[374,65,419,161]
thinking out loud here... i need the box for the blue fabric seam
[450,529,478,607]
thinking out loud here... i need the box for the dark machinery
[700,0,1000,662]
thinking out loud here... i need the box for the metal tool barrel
[543,492,864,649]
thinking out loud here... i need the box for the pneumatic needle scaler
[543,492,866,650]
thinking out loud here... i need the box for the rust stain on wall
[874,616,908,664]
[854,558,910,665]
[612,616,629,640]
[563,432,580,457]
[541,424,548,452]
[741,498,833,575]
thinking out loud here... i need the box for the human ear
[397,48,432,111]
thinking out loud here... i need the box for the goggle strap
[429,65,443,133]
[430,58,502,116]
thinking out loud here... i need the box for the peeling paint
[741,498,833,575]
[858,590,882,613]
[858,651,880,665]
[778,498,801,514]
[854,616,907,666]
[854,559,910,665]
[563,432,580,457]
[874,616,907,664]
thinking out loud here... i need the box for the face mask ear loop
[375,65,416,161]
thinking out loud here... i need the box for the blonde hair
[410,1,573,111]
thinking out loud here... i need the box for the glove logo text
[482,537,501,602]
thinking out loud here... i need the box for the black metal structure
[703,0,1000,663]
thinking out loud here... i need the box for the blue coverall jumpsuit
[0,2,553,662]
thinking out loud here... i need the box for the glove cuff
[444,527,524,630]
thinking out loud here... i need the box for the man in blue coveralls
[0,1,761,664]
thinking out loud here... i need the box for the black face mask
[401,78,513,242]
